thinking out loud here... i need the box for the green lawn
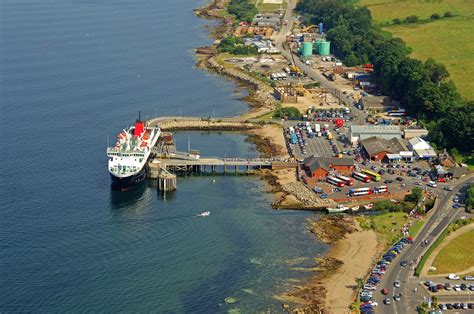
[358,212,414,246]
[431,229,474,275]
[409,220,426,238]
[358,0,474,100]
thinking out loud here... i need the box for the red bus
[374,185,388,194]
[349,187,372,197]
[326,175,345,187]
[336,174,354,186]
[352,171,371,183]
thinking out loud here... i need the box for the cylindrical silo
[301,41,313,57]
[318,41,331,56]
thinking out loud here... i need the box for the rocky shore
[192,2,380,313]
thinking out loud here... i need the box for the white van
[448,274,460,280]
[428,181,438,188]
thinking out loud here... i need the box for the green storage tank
[315,39,323,54]
[318,41,330,56]
[301,42,313,57]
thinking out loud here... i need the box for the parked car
[384,298,391,305]
[444,282,451,290]
[438,304,447,311]
[381,288,388,295]
[320,194,328,199]
[396,177,404,181]
[394,280,400,288]
[464,276,474,281]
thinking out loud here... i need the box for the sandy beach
[323,228,379,313]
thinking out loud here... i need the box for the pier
[149,156,297,176]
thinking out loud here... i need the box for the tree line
[227,0,258,23]
[296,0,473,153]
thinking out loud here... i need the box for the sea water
[0,0,327,311]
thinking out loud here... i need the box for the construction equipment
[289,48,303,76]
[302,25,317,33]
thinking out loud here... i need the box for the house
[350,125,401,145]
[303,156,355,178]
[408,137,437,160]
[360,136,412,161]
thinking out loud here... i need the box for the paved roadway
[373,174,474,313]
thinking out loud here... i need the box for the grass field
[358,212,415,246]
[358,0,474,100]
[359,0,474,22]
[253,0,287,13]
[431,229,474,275]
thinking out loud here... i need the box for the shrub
[274,107,300,119]
[392,18,402,25]
[444,11,453,18]
[430,13,440,20]
[404,15,419,24]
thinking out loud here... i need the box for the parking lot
[283,120,352,160]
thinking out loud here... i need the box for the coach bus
[349,187,372,197]
[326,175,345,187]
[362,169,381,182]
[373,185,388,194]
[352,171,371,183]
[336,174,354,186]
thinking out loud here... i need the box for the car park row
[359,237,413,312]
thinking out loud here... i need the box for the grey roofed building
[252,14,281,28]
[350,125,401,144]
[448,166,469,179]
[360,136,406,155]
[318,157,354,166]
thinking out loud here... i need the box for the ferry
[107,114,161,189]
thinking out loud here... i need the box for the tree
[430,13,440,20]
[392,18,402,25]
[405,187,423,203]
[355,277,365,289]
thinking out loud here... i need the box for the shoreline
[191,1,381,312]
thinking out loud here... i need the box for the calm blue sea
[0,0,327,311]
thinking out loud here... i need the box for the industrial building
[350,125,401,145]
[408,137,437,160]
[303,156,354,179]
[252,14,281,28]
[274,86,297,103]
[243,37,280,53]
[360,136,412,162]
[359,96,392,111]
[402,127,429,139]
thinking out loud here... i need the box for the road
[373,174,474,313]
[275,1,368,124]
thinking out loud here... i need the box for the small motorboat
[197,211,211,217]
